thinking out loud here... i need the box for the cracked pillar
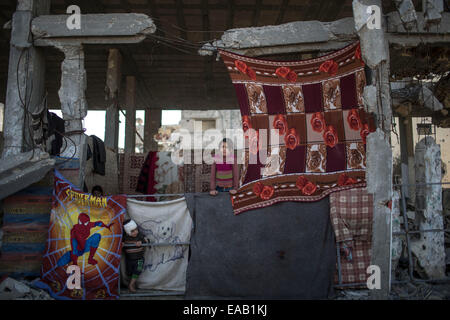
[124,76,136,153]
[144,109,161,153]
[2,0,50,159]
[57,44,88,186]
[411,136,445,279]
[353,0,393,299]
[105,48,122,152]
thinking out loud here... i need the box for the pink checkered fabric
[330,188,373,285]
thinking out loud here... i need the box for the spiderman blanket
[34,170,126,299]
[219,42,375,215]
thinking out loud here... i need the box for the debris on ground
[0,277,53,300]
[334,289,370,300]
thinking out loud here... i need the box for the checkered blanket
[329,188,373,286]
[220,42,375,215]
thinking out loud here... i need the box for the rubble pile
[0,277,53,300]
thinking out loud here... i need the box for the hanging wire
[12,46,87,167]
[151,16,228,34]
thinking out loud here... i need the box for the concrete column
[411,136,445,279]
[399,117,416,202]
[124,76,136,153]
[1,0,50,158]
[353,0,393,299]
[56,44,88,187]
[57,44,87,159]
[144,109,161,153]
[104,48,122,151]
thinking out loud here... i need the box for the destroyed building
[0,0,449,300]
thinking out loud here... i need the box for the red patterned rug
[219,42,375,215]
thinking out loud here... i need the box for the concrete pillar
[144,109,161,153]
[104,48,122,152]
[57,44,87,158]
[124,76,136,153]
[411,136,445,279]
[353,0,393,299]
[56,44,88,187]
[399,117,416,202]
[1,0,50,158]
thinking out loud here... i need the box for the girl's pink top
[210,153,239,190]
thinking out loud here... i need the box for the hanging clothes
[184,193,336,299]
[329,188,373,286]
[46,111,65,156]
[123,197,192,292]
[135,151,158,201]
[34,170,126,300]
[87,135,106,176]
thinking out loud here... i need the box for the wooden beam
[175,0,187,40]
[79,0,105,13]
[316,0,346,21]
[147,0,165,37]
[124,76,136,153]
[120,0,132,12]
[275,0,289,25]
[252,0,262,27]
[202,0,213,98]
[227,0,234,30]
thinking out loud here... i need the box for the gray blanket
[184,193,336,299]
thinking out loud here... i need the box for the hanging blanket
[119,152,184,197]
[184,193,336,299]
[183,156,212,193]
[219,42,375,215]
[34,170,126,300]
[0,171,53,278]
[124,197,193,291]
[330,188,373,285]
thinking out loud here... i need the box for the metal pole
[122,242,190,247]
[126,193,185,198]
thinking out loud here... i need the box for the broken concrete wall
[411,136,446,279]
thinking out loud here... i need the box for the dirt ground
[334,282,450,300]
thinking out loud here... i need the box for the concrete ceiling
[0,0,445,112]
